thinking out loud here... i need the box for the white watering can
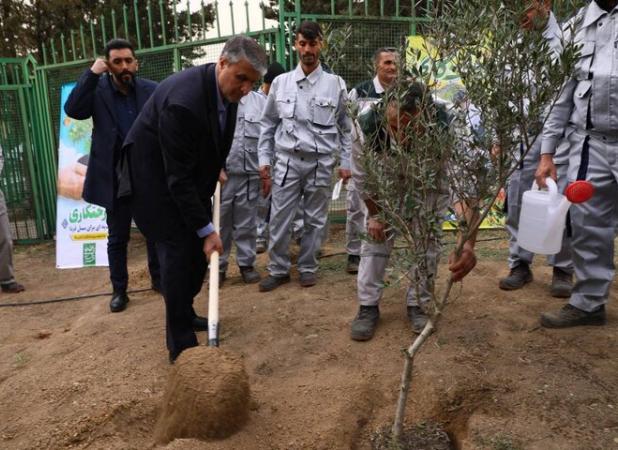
[517,178,594,255]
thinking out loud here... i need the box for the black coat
[121,63,238,241]
[64,69,157,210]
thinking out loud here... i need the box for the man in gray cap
[536,0,617,328]
[257,21,352,291]
[219,62,285,284]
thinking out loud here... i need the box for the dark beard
[115,71,135,86]
[595,0,618,11]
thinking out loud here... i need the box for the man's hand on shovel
[203,232,223,259]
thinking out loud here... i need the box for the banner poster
[55,82,109,268]
[407,36,506,230]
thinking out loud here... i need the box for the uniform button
[299,86,303,89]
[598,22,603,27]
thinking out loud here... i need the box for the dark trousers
[106,196,160,293]
[156,231,207,360]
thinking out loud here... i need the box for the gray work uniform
[505,11,573,273]
[541,2,618,312]
[345,77,386,256]
[256,192,270,247]
[353,107,449,307]
[258,64,352,276]
[0,146,16,285]
[219,90,266,273]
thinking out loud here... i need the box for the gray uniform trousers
[345,188,366,255]
[506,138,573,271]
[567,129,618,312]
[256,193,270,246]
[357,193,447,307]
[357,227,441,307]
[267,152,333,276]
[0,190,15,284]
[219,174,260,272]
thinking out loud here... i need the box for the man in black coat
[121,36,268,362]
[64,38,160,313]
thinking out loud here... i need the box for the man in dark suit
[64,38,160,313]
[121,36,268,362]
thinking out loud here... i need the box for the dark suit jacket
[64,69,157,210]
[121,63,238,241]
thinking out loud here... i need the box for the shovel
[208,182,221,347]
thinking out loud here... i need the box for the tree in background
[0,0,214,61]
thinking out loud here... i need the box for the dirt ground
[1,226,617,450]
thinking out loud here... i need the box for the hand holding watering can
[517,178,594,255]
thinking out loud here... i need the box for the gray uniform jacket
[542,2,618,155]
[225,90,267,175]
[257,64,352,173]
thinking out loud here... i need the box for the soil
[0,226,617,450]
[154,346,250,443]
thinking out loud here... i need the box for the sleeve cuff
[258,155,272,167]
[540,136,559,155]
[196,223,215,238]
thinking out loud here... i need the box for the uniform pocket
[243,116,261,139]
[312,96,336,126]
[313,156,336,187]
[277,94,296,119]
[273,156,290,187]
[574,41,594,81]
[574,80,591,100]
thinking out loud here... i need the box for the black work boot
[499,263,533,290]
[109,291,129,313]
[240,266,260,284]
[550,267,573,298]
[541,304,606,328]
[259,274,291,292]
[407,305,429,334]
[350,305,380,341]
[346,254,360,274]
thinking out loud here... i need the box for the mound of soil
[154,346,250,444]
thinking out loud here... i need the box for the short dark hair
[387,81,432,116]
[373,47,398,65]
[104,38,135,59]
[264,61,286,84]
[295,21,323,40]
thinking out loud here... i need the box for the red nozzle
[565,180,594,204]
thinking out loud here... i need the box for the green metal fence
[0,0,425,241]
[0,0,585,241]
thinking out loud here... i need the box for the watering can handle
[531,178,558,197]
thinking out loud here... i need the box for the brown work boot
[499,263,533,290]
[299,272,317,287]
[550,267,573,298]
[541,304,606,328]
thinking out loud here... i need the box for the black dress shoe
[192,315,209,332]
[109,292,129,313]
